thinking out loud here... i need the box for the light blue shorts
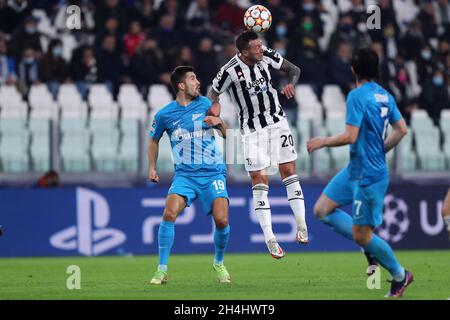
[168,174,229,215]
[323,168,388,227]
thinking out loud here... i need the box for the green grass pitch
[1,250,449,300]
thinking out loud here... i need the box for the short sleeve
[211,67,232,94]
[149,111,165,140]
[389,99,402,125]
[346,91,364,128]
[262,46,283,70]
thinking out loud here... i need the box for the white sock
[157,264,167,272]
[283,175,306,228]
[444,216,450,231]
[252,184,275,243]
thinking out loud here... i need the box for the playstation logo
[50,188,126,256]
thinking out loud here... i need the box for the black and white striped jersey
[211,46,286,135]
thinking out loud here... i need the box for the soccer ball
[243,5,272,33]
[377,194,410,243]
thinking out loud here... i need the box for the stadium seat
[58,84,88,119]
[60,118,86,134]
[0,85,28,117]
[315,148,332,173]
[91,130,120,172]
[325,112,345,136]
[322,85,346,114]
[313,128,331,173]
[291,126,310,174]
[148,84,173,112]
[397,126,418,172]
[118,84,147,120]
[0,130,30,173]
[0,117,27,136]
[295,85,324,125]
[119,119,141,172]
[60,130,91,172]
[29,84,59,120]
[89,118,117,134]
[88,84,119,119]
[440,109,450,136]
[330,146,349,171]
[29,119,51,172]
[410,109,434,131]
[414,126,446,171]
[155,133,174,173]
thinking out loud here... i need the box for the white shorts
[242,117,298,172]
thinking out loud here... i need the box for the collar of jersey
[175,96,199,108]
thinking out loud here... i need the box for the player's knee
[250,172,268,186]
[313,202,327,220]
[279,165,296,179]
[352,230,370,246]
[163,208,178,222]
[215,217,229,229]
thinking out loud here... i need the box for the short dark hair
[351,48,379,80]
[235,31,259,52]
[170,65,194,94]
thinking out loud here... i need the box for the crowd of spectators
[0,0,449,124]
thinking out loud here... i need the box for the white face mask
[24,57,34,64]
[25,25,37,34]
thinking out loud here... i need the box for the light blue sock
[214,225,230,265]
[319,209,353,240]
[364,235,405,281]
[157,220,175,272]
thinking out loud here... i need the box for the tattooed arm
[278,59,301,99]
[207,87,221,116]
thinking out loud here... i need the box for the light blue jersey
[150,95,226,177]
[346,82,402,186]
[324,82,403,227]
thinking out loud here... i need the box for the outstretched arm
[148,137,160,183]
[384,118,408,153]
[207,87,221,117]
[279,59,301,99]
[307,125,359,153]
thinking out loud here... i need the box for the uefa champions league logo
[377,194,410,243]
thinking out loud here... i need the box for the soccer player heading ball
[208,31,308,259]
[307,48,414,298]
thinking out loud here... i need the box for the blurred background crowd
[0,0,449,124]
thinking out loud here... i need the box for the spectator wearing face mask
[17,46,40,95]
[420,69,450,125]
[40,39,70,98]
[292,0,324,38]
[266,21,289,46]
[8,15,42,60]
[416,45,436,84]
[0,36,17,85]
